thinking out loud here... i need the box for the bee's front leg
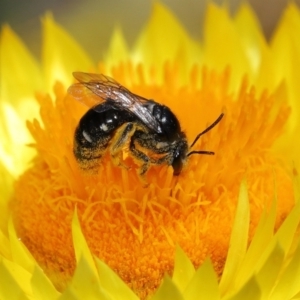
[130,131,173,176]
[129,138,151,176]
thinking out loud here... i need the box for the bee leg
[129,139,151,176]
[110,123,135,168]
[151,155,172,166]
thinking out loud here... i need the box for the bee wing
[70,72,162,133]
[68,73,106,108]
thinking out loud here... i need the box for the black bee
[68,72,224,176]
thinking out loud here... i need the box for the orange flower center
[12,64,294,298]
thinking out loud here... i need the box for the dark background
[1,0,300,62]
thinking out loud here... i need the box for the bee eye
[152,105,181,139]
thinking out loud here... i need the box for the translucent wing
[68,72,162,133]
[68,73,104,108]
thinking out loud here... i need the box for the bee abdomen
[73,105,134,171]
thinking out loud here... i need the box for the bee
[68,72,224,176]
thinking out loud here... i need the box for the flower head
[1,2,300,299]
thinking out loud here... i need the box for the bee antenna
[189,113,224,149]
[187,150,215,157]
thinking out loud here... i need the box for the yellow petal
[151,275,184,300]
[95,258,139,300]
[0,229,11,259]
[0,25,43,104]
[172,245,195,293]
[232,200,300,297]
[271,3,300,170]
[203,3,250,90]
[72,209,97,276]
[59,289,80,300]
[183,259,219,300]
[66,211,109,299]
[271,3,300,105]
[31,266,60,300]
[255,242,284,298]
[0,161,12,230]
[235,202,276,287]
[69,210,139,299]
[234,3,275,92]
[0,257,31,299]
[228,277,261,300]
[270,240,300,299]
[133,2,201,83]
[0,100,36,177]
[42,13,94,92]
[219,180,249,294]
[70,210,138,299]
[8,218,34,273]
[275,200,300,253]
[0,26,40,180]
[105,27,130,67]
[0,218,52,299]
[65,256,109,299]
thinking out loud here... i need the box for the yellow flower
[1,2,300,299]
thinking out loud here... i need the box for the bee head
[172,138,189,176]
[173,113,224,175]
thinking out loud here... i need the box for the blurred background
[1,0,300,62]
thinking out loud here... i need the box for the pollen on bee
[100,123,108,131]
[82,130,92,142]
[155,142,168,149]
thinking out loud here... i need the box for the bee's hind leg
[110,122,135,168]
